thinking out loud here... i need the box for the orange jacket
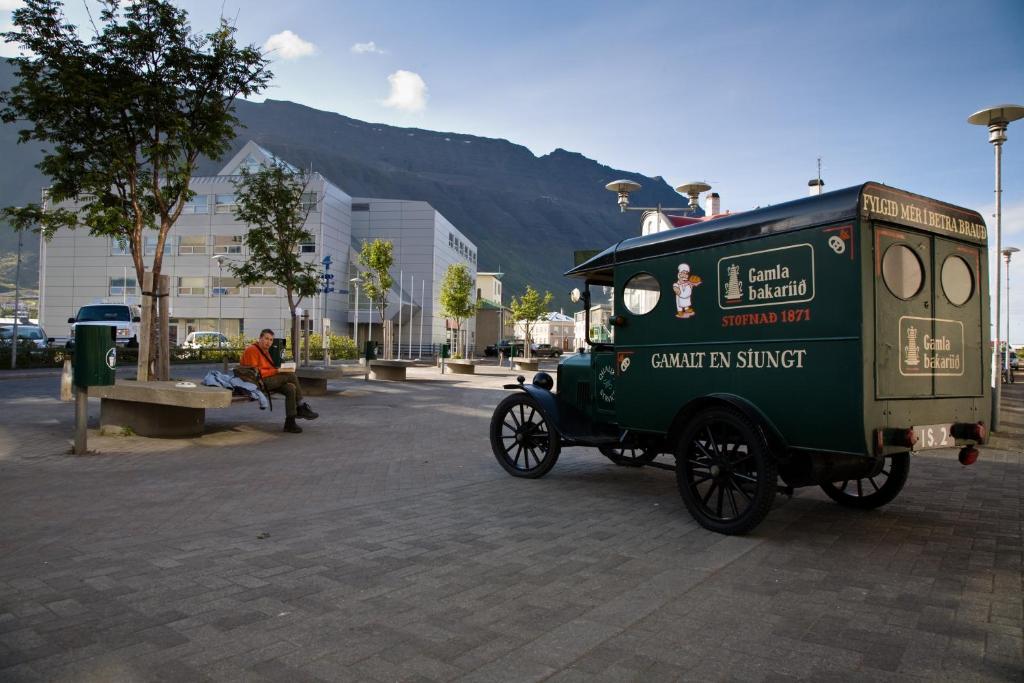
[241,343,278,378]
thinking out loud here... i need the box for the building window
[109,276,138,297]
[352,203,369,211]
[301,192,318,212]
[144,235,176,256]
[238,154,262,173]
[177,276,206,296]
[299,240,316,253]
[248,282,278,296]
[178,235,208,255]
[110,239,130,256]
[213,235,243,254]
[214,194,237,214]
[211,276,241,296]
[183,195,209,214]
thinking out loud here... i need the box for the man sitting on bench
[241,329,318,433]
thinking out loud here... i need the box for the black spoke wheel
[599,445,659,467]
[819,453,910,509]
[675,407,777,535]
[490,393,561,478]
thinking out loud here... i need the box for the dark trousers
[262,372,304,417]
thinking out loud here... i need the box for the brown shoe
[283,417,302,433]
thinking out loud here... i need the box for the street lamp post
[211,255,228,349]
[968,104,1024,432]
[1005,246,1020,377]
[349,276,360,351]
[10,225,24,369]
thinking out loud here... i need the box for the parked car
[484,339,525,357]
[531,343,563,358]
[0,324,53,350]
[66,303,141,348]
[182,331,230,348]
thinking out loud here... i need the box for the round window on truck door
[940,255,974,306]
[881,244,924,300]
[622,273,660,315]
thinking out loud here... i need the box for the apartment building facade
[38,142,477,352]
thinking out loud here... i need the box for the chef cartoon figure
[672,263,702,318]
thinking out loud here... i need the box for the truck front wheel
[818,453,910,509]
[490,393,561,478]
[675,407,777,535]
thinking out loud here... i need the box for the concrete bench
[90,380,234,438]
[369,359,413,381]
[513,357,541,372]
[295,364,363,395]
[445,359,478,375]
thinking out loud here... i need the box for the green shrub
[307,333,359,360]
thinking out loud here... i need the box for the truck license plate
[912,424,955,451]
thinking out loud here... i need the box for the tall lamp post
[10,224,24,369]
[968,104,1024,431]
[1005,246,1020,377]
[211,255,228,349]
[350,276,360,350]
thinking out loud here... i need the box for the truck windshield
[77,306,130,322]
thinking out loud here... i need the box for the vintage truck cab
[490,182,990,534]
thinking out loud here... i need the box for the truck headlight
[117,327,131,337]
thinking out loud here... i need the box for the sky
[2,0,1024,341]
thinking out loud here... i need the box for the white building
[349,197,477,356]
[38,142,476,353]
[515,311,574,351]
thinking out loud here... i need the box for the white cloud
[382,70,427,113]
[263,30,316,60]
[351,41,385,55]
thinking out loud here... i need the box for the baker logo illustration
[672,263,702,318]
[904,325,921,367]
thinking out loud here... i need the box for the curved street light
[968,104,1024,431]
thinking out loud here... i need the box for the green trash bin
[73,325,117,388]
[439,343,450,359]
[364,340,378,361]
[269,338,285,367]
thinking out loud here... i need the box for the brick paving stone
[0,367,1021,680]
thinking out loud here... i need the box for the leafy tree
[509,285,553,359]
[0,0,271,379]
[231,163,319,357]
[357,239,394,358]
[439,263,475,357]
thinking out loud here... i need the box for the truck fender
[516,384,566,438]
[667,393,787,453]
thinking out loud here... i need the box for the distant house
[475,272,512,350]
[516,311,574,350]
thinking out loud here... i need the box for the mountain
[0,60,687,306]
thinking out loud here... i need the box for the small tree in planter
[358,239,394,358]
[509,285,552,359]
[231,163,320,358]
[439,263,475,358]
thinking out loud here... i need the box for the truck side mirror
[67,317,76,323]
[132,316,141,322]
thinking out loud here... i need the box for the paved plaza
[0,364,1021,681]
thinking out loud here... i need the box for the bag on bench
[234,366,272,411]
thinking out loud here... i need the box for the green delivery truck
[489,182,990,534]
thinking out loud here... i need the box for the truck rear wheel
[675,407,777,535]
[819,452,910,509]
[490,393,561,478]
[598,445,658,467]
